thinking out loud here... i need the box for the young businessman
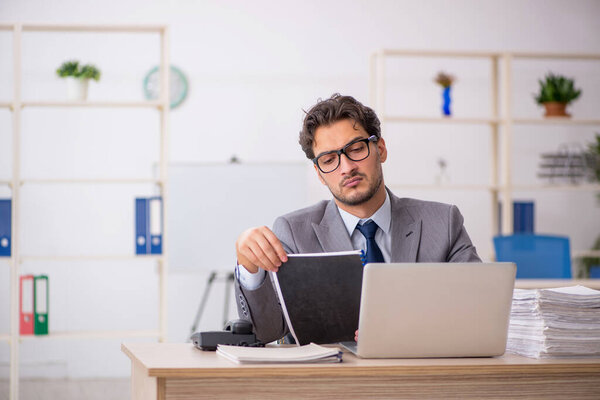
[234,94,481,343]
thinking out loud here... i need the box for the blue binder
[497,201,535,234]
[148,197,163,255]
[513,202,534,233]
[0,199,11,257]
[135,198,149,255]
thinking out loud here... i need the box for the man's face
[312,119,387,207]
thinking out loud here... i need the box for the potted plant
[534,73,581,117]
[56,60,101,101]
[434,71,455,117]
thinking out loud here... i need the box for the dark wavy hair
[299,93,381,159]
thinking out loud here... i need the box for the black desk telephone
[191,319,264,351]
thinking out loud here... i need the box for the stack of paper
[507,285,600,358]
[216,343,343,364]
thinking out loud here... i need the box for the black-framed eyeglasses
[312,135,378,173]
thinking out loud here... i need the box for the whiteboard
[167,162,314,271]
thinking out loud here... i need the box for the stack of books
[507,285,600,358]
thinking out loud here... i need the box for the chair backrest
[493,234,572,279]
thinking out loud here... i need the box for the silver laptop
[341,262,516,358]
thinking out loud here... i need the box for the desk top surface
[122,343,600,378]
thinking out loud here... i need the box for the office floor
[0,378,129,400]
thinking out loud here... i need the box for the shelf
[511,52,600,61]
[573,250,600,258]
[3,22,170,400]
[0,23,166,33]
[379,49,498,58]
[512,118,600,126]
[383,116,600,126]
[20,255,164,262]
[21,178,162,185]
[21,100,163,109]
[22,24,166,33]
[377,49,600,61]
[19,329,161,341]
[510,184,600,192]
[388,183,497,191]
[388,183,600,192]
[384,116,499,125]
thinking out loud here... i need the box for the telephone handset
[224,319,253,335]
[191,319,263,351]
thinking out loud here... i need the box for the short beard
[330,166,383,207]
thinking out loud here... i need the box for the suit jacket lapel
[389,190,422,262]
[312,200,354,253]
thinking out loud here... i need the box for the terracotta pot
[543,102,570,117]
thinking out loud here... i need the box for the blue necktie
[356,220,385,263]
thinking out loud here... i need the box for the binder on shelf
[498,201,535,234]
[135,196,163,255]
[34,275,49,335]
[0,199,11,257]
[135,198,149,255]
[149,197,163,254]
[513,201,534,233]
[19,275,34,335]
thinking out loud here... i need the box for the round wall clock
[143,65,188,109]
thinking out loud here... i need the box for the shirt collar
[338,191,391,237]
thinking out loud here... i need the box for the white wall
[1,0,599,378]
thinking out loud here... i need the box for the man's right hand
[236,226,288,273]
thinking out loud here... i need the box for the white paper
[216,343,343,364]
[507,285,600,358]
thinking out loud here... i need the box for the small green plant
[56,61,79,78]
[434,71,455,88]
[534,73,581,105]
[56,60,101,81]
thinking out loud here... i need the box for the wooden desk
[515,279,600,289]
[122,343,600,399]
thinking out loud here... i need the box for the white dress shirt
[237,192,392,290]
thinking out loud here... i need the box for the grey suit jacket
[234,188,481,343]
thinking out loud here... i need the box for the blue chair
[493,234,572,279]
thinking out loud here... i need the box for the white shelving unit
[370,49,600,257]
[0,23,170,400]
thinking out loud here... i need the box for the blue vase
[442,86,452,116]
